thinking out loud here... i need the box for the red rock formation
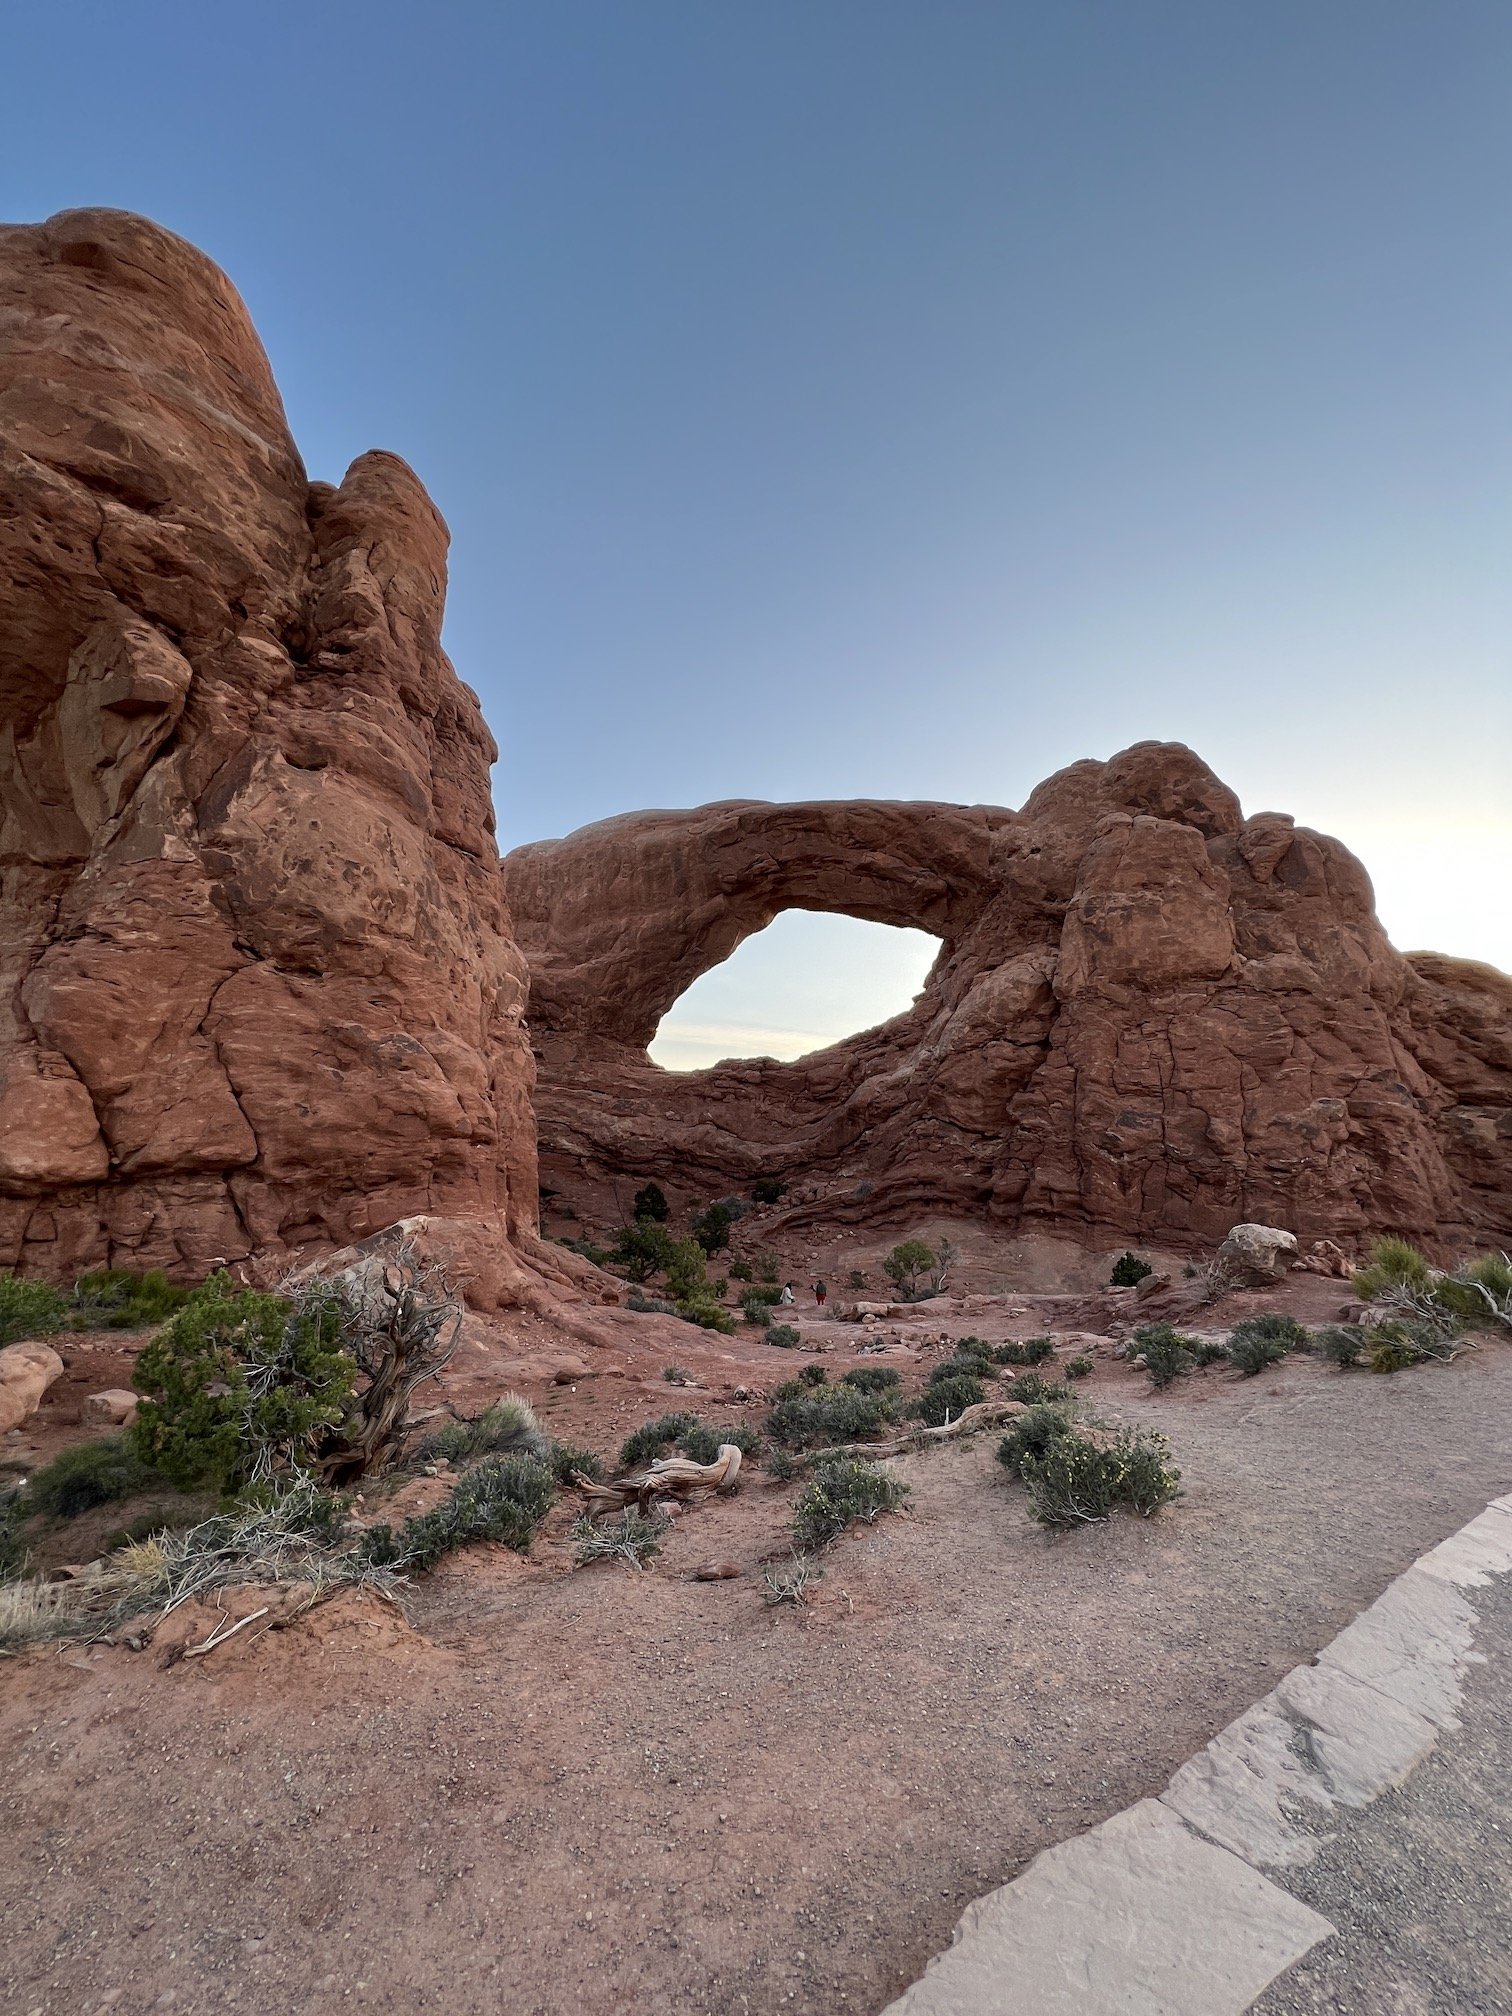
[505,745,1512,1253]
[0,209,537,1280]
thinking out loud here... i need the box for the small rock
[83,1388,138,1426]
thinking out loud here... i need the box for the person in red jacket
[814,1280,827,1309]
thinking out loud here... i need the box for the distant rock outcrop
[0,209,538,1280]
[504,745,1512,1253]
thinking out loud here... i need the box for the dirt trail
[4,1335,1512,2016]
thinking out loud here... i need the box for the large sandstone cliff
[0,209,538,1280]
[505,746,1512,1253]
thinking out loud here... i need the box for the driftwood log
[786,1398,1026,1468]
[575,1442,744,1518]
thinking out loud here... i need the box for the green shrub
[573,1508,667,1568]
[842,1365,900,1394]
[728,1258,754,1284]
[798,1363,828,1387]
[792,1457,908,1549]
[1021,1425,1180,1526]
[766,1323,801,1348]
[1,1485,31,1582]
[548,1440,604,1485]
[930,1354,997,1386]
[626,1293,678,1316]
[848,1270,866,1292]
[415,1397,547,1467]
[363,1453,555,1569]
[997,1336,1055,1366]
[561,1236,612,1267]
[1314,1324,1365,1369]
[1065,1355,1094,1380]
[997,1401,1078,1475]
[131,1279,353,1493]
[676,1421,762,1466]
[1193,1337,1229,1365]
[23,1436,164,1520]
[741,1285,783,1320]
[0,1273,67,1346]
[756,1252,780,1285]
[1133,1323,1199,1389]
[913,1373,984,1426]
[1010,1371,1072,1406]
[751,1178,787,1206]
[69,1268,193,1330]
[1352,1237,1432,1301]
[691,1205,733,1257]
[766,1384,895,1450]
[1435,1253,1512,1331]
[1226,1313,1306,1376]
[611,1219,675,1284]
[882,1239,936,1300]
[1110,1252,1153,1288]
[632,1183,670,1223]
[619,1412,700,1470]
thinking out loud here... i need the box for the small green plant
[1065,1355,1094,1380]
[1,1486,31,1582]
[1352,1237,1432,1301]
[766,1323,801,1348]
[841,1365,900,1394]
[729,1258,754,1283]
[561,1236,612,1267]
[997,1401,1078,1476]
[997,1336,1055,1367]
[663,1364,693,1385]
[1010,1371,1072,1406]
[751,1178,788,1206]
[691,1204,733,1257]
[0,1273,67,1346]
[22,1436,165,1520]
[791,1457,908,1549]
[798,1363,828,1388]
[1312,1324,1363,1368]
[913,1373,984,1426]
[931,1353,997,1386]
[1226,1313,1306,1376]
[662,1237,735,1332]
[848,1270,866,1292]
[618,1412,700,1470]
[131,1279,354,1493]
[1133,1323,1199,1389]
[548,1440,604,1484]
[766,1384,896,1450]
[741,1285,783,1323]
[1021,1425,1181,1526]
[414,1396,547,1467]
[572,1508,667,1569]
[632,1183,670,1223]
[362,1453,555,1569]
[677,1421,762,1465]
[1110,1252,1153,1288]
[762,1550,822,1605]
[756,1252,780,1286]
[881,1239,937,1300]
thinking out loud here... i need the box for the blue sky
[5,3,1509,1065]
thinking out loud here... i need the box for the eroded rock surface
[505,745,1512,1252]
[0,209,536,1279]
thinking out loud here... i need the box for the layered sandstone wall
[0,209,537,1279]
[505,745,1512,1253]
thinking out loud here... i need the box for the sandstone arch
[504,746,1512,1253]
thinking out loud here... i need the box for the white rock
[0,1339,64,1434]
[1215,1223,1299,1284]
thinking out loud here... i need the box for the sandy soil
[4,1257,1511,2016]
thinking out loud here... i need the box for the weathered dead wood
[787,1398,1026,1468]
[575,1442,743,1517]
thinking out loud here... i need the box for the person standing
[814,1280,827,1309]
[779,1281,795,1306]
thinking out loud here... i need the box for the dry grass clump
[572,1509,668,1570]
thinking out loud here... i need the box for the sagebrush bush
[662,1364,692,1385]
[996,1336,1055,1367]
[1,1486,31,1582]
[1313,1324,1364,1369]
[930,1354,997,1386]
[766,1323,801,1348]
[792,1458,908,1549]
[131,1279,353,1493]
[841,1365,900,1394]
[415,1396,547,1467]
[0,1273,67,1346]
[360,1453,556,1569]
[766,1384,895,1450]
[549,1440,604,1484]
[742,1286,782,1323]
[914,1372,985,1426]
[728,1258,754,1284]
[1226,1313,1305,1376]
[798,1363,828,1388]
[1110,1252,1153,1288]
[573,1508,666,1568]
[1020,1425,1180,1526]
[677,1421,762,1465]
[23,1436,164,1520]
[1133,1323,1199,1389]
[1010,1371,1071,1406]
[997,1402,1077,1476]
[618,1412,699,1469]
[1065,1355,1094,1380]
[1352,1237,1432,1301]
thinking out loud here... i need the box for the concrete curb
[880,1492,1512,2016]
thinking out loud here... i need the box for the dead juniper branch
[320,1240,464,1484]
[783,1398,1024,1470]
[575,1441,743,1519]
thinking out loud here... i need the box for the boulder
[82,1388,138,1426]
[0,1340,64,1433]
[1215,1224,1300,1286]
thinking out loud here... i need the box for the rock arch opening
[648,912,941,1072]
